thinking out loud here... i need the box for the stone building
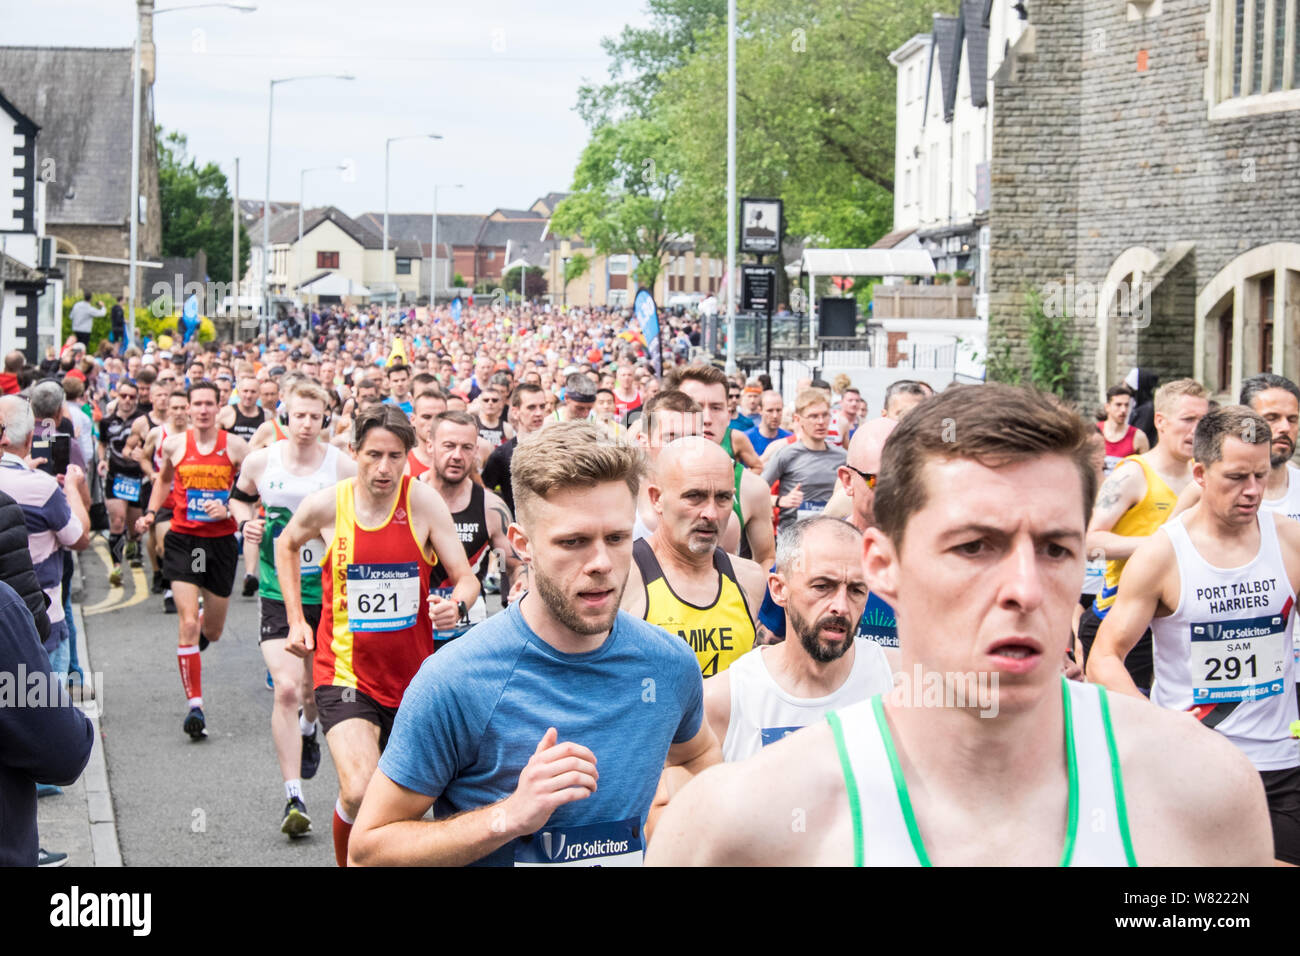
[0,28,162,303]
[989,0,1300,405]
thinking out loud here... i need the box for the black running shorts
[315,684,397,751]
[1261,765,1300,866]
[162,530,238,598]
[259,597,322,644]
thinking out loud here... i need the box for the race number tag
[298,537,326,576]
[429,586,483,644]
[186,488,229,522]
[760,726,802,747]
[112,474,142,503]
[1190,614,1289,704]
[514,818,644,867]
[798,499,827,515]
[346,563,419,632]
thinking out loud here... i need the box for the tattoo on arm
[1095,471,1129,514]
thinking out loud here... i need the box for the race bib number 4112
[1190,614,1289,704]
[346,563,419,632]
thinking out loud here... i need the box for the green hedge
[62,294,215,351]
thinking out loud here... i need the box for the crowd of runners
[1,297,1297,867]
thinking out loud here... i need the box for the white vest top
[829,678,1136,866]
[1149,512,1299,771]
[1261,463,1300,523]
[1261,463,1300,682]
[722,638,894,762]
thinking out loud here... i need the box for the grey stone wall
[990,0,1300,405]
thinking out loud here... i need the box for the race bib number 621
[346,563,419,632]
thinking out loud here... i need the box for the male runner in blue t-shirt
[349,421,719,866]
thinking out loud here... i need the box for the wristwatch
[456,600,469,625]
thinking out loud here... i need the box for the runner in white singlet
[648,384,1272,867]
[706,518,892,762]
[1090,405,1300,865]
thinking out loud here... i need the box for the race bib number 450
[1190,614,1289,704]
[347,563,419,632]
[186,488,229,522]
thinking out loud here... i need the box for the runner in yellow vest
[1077,379,1209,689]
[620,438,766,677]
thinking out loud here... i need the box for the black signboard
[741,265,778,314]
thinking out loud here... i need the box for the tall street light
[262,73,355,336]
[430,182,462,306]
[384,133,441,307]
[128,1,256,345]
[724,0,737,374]
[297,164,346,306]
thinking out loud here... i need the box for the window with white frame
[1211,0,1299,114]
[609,254,629,275]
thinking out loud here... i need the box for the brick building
[989,0,1300,405]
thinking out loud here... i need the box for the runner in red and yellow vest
[273,404,478,866]
[136,381,251,742]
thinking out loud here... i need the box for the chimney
[139,0,156,87]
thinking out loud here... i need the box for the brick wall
[990,0,1300,405]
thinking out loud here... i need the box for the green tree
[157,126,249,282]
[1025,287,1078,396]
[551,116,686,290]
[576,0,726,126]
[653,0,946,251]
[502,265,548,299]
[564,253,591,285]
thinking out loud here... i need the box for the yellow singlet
[1093,454,1177,615]
[633,537,756,677]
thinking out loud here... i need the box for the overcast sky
[7,0,648,221]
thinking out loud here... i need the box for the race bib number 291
[1190,614,1289,704]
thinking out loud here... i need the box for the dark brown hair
[351,402,416,453]
[874,384,1099,546]
[664,363,727,391]
[642,389,702,439]
[1193,405,1270,467]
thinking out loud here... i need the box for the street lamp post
[383,133,441,309]
[725,0,737,374]
[128,2,256,345]
[297,164,345,309]
[430,182,462,306]
[262,73,354,338]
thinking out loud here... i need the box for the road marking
[83,540,152,617]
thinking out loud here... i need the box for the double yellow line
[82,538,152,617]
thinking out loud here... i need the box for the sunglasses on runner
[842,464,877,489]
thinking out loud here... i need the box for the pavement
[41,536,340,866]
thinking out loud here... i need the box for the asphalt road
[82,537,339,865]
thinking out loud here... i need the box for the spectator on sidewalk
[0,487,51,644]
[0,351,23,396]
[0,579,94,867]
[69,293,105,347]
[110,296,126,346]
[0,395,91,684]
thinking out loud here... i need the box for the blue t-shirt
[383,396,414,415]
[745,425,792,457]
[378,601,704,866]
[757,577,898,649]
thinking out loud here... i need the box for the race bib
[429,586,484,644]
[797,499,828,514]
[760,726,801,747]
[298,537,326,575]
[514,818,643,867]
[186,488,229,522]
[112,474,142,503]
[346,562,419,632]
[1190,614,1289,704]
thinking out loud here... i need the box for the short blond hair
[1154,378,1209,417]
[794,388,831,416]
[286,378,330,413]
[511,420,645,526]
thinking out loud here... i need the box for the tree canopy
[157,127,249,283]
